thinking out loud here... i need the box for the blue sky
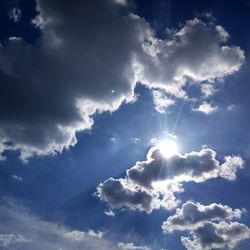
[0,0,250,249]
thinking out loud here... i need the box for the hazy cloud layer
[0,197,120,250]
[97,147,244,213]
[0,0,244,161]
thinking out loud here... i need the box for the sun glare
[157,139,179,158]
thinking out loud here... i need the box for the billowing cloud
[0,0,244,161]
[162,201,243,232]
[136,18,244,97]
[193,101,218,115]
[97,146,244,213]
[181,221,250,250]
[96,177,177,213]
[162,201,250,250]
[127,147,244,186]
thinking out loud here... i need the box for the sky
[0,0,250,249]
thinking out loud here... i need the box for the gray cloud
[97,147,243,213]
[127,147,244,187]
[96,178,166,213]
[162,201,243,232]
[181,221,250,250]
[162,201,250,250]
[0,0,244,161]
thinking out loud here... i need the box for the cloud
[11,174,23,182]
[200,83,216,97]
[118,242,151,250]
[162,201,250,250]
[96,177,166,213]
[181,221,250,250]
[162,201,243,232]
[0,197,119,250]
[152,90,175,113]
[9,7,22,22]
[136,18,244,98]
[127,147,244,185]
[0,0,244,161]
[193,101,218,115]
[0,233,29,248]
[105,209,115,217]
[97,147,244,213]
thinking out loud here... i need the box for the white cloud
[200,83,216,97]
[118,242,151,250]
[11,175,23,182]
[193,101,218,115]
[152,90,175,113]
[136,18,244,98]
[131,137,141,144]
[97,147,244,213]
[105,209,115,217]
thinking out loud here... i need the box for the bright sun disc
[157,140,178,158]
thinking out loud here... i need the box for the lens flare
[157,139,178,158]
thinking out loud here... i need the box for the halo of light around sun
[157,139,179,158]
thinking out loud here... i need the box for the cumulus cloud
[97,146,244,213]
[181,221,250,250]
[193,101,218,115]
[0,0,244,161]
[162,201,250,250]
[0,197,119,250]
[162,201,243,232]
[136,18,244,97]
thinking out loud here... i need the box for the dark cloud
[127,147,244,187]
[162,201,250,250]
[97,147,243,213]
[162,201,243,232]
[96,178,160,213]
[0,0,244,161]
[181,221,250,250]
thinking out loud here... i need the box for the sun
[157,139,179,158]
